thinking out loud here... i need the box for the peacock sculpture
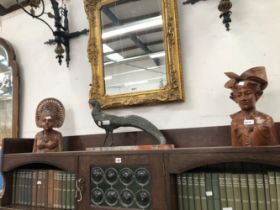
[89,99,167,146]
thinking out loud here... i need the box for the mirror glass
[85,0,184,108]
[0,38,19,148]
[101,0,166,95]
[0,46,13,141]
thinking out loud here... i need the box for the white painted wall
[0,0,280,138]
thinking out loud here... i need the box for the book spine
[193,173,202,210]
[232,173,242,210]
[58,170,63,208]
[247,173,258,210]
[42,170,48,207]
[66,172,71,209]
[61,171,66,209]
[70,173,76,209]
[218,173,228,208]
[15,170,20,205]
[225,173,235,209]
[256,173,266,210]
[275,172,280,210]
[22,170,27,206]
[176,174,184,210]
[37,170,43,207]
[268,171,278,210]
[27,170,33,206]
[53,170,59,208]
[12,170,16,205]
[240,173,250,210]
[264,173,271,210]
[187,173,195,210]
[199,172,207,210]
[18,170,23,205]
[32,170,38,206]
[205,173,214,210]
[211,173,221,210]
[47,170,54,208]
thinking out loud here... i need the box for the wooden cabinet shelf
[1,129,280,210]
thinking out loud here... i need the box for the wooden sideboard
[1,125,280,210]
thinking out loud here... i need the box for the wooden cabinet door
[77,152,167,210]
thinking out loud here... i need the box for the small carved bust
[33,98,65,153]
[225,66,279,146]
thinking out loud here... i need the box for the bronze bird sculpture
[89,99,167,146]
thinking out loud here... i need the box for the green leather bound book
[211,173,221,210]
[247,173,257,210]
[36,170,44,207]
[225,173,235,209]
[181,173,189,210]
[31,170,38,206]
[193,173,202,210]
[70,173,76,210]
[256,173,266,210]
[22,170,27,206]
[218,173,228,208]
[275,172,280,210]
[256,173,266,209]
[16,170,21,205]
[176,174,184,210]
[42,170,48,207]
[66,173,71,209]
[232,173,242,210]
[268,171,278,210]
[27,170,33,206]
[21,170,26,206]
[239,173,250,210]
[57,170,63,208]
[205,173,214,210]
[263,173,271,210]
[199,172,207,210]
[61,172,67,209]
[187,173,195,210]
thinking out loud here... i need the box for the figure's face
[41,115,54,130]
[233,87,257,111]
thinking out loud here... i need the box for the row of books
[12,169,76,209]
[176,171,280,210]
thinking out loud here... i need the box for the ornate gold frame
[84,0,184,108]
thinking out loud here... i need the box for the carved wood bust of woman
[33,98,65,152]
[225,66,279,146]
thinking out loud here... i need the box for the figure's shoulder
[35,131,43,137]
[255,111,274,122]
[230,111,242,120]
[52,129,63,137]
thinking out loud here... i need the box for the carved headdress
[36,98,65,128]
[224,66,268,91]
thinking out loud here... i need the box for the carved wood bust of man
[33,98,65,152]
[225,66,279,146]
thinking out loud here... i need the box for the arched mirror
[0,37,19,196]
[84,0,184,108]
[0,38,19,145]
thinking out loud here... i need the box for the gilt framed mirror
[84,0,184,108]
[0,38,19,147]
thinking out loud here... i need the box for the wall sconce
[183,0,233,31]
[218,0,232,31]
[16,0,89,67]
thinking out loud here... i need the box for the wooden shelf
[2,129,280,210]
